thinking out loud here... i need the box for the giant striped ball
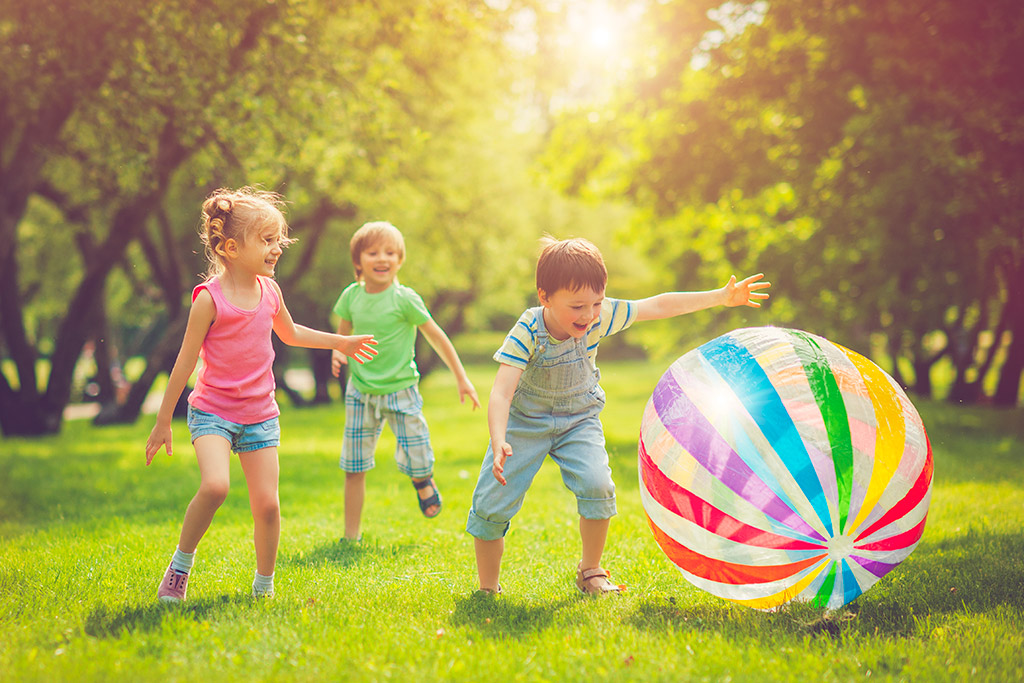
[639,327,932,609]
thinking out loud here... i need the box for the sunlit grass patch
[1,361,1022,681]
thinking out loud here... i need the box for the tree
[1,0,551,434]
[0,0,333,435]
[542,0,1024,404]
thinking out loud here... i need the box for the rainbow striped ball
[639,327,932,610]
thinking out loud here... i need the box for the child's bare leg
[344,471,366,540]
[412,475,440,517]
[239,446,281,577]
[579,517,610,570]
[474,537,503,591]
[177,435,232,553]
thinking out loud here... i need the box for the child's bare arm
[145,291,215,464]
[268,280,377,363]
[419,319,480,410]
[487,363,523,486]
[635,273,771,321]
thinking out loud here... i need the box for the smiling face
[357,238,403,293]
[538,285,605,341]
[236,222,286,278]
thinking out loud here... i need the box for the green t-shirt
[332,281,432,395]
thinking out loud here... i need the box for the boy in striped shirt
[466,236,770,595]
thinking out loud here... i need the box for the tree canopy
[543,0,1024,405]
[2,0,1022,436]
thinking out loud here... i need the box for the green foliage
[2,0,581,431]
[1,361,1023,681]
[541,0,1024,403]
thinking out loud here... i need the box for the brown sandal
[576,564,625,595]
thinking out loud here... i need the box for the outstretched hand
[339,335,378,364]
[723,273,771,308]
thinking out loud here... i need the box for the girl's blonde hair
[349,221,405,281]
[200,187,291,277]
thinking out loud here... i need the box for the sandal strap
[581,567,611,581]
[412,477,442,516]
[577,565,625,594]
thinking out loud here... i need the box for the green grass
[1,360,1022,682]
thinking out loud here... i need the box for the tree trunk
[0,384,57,436]
[0,120,196,435]
[309,348,334,404]
[0,241,55,436]
[911,357,933,397]
[92,315,188,426]
[993,303,1024,407]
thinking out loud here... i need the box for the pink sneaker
[157,564,189,602]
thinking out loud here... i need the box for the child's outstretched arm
[635,273,771,321]
[487,363,523,486]
[268,280,378,364]
[418,319,481,410]
[145,290,216,465]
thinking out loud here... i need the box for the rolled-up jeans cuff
[577,496,616,520]
[465,509,510,540]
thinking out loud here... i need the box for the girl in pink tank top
[144,187,378,603]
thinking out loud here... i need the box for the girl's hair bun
[203,194,233,219]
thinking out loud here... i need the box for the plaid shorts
[340,380,434,478]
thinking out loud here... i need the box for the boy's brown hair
[536,236,608,296]
[349,221,406,281]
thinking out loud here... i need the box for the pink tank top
[188,276,281,424]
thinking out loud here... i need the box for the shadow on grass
[854,527,1024,632]
[281,537,422,570]
[85,593,252,639]
[448,592,577,638]
[621,528,1024,640]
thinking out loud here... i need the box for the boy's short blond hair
[536,236,607,295]
[349,221,406,280]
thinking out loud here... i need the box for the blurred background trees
[1,0,1021,436]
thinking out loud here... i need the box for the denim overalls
[466,307,617,541]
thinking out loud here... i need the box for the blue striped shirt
[493,298,638,369]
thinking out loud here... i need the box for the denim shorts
[466,385,616,541]
[187,405,281,453]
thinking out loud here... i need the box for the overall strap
[530,306,549,357]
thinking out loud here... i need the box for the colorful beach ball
[638,327,932,610]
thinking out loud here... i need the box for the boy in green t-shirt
[332,221,480,540]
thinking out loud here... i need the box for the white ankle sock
[170,548,195,573]
[252,571,274,595]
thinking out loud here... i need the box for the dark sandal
[412,477,442,518]
[576,565,625,595]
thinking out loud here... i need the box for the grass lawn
[1,360,1022,682]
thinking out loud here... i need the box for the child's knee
[570,467,615,501]
[199,479,230,505]
[572,474,616,519]
[251,496,280,524]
